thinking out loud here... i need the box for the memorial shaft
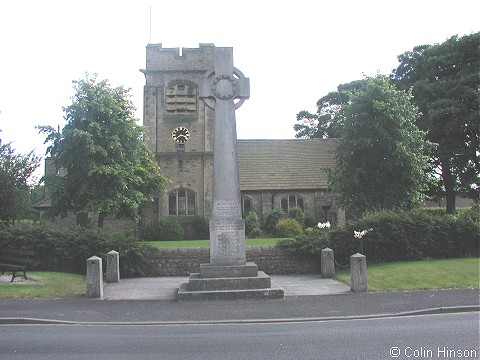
[201,47,250,266]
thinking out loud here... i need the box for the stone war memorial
[176,47,284,300]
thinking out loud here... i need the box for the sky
[0,0,478,173]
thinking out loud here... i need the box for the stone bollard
[350,253,367,292]
[86,256,103,298]
[106,250,120,283]
[321,248,335,278]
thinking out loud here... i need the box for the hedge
[278,207,479,265]
[138,219,184,241]
[0,223,156,278]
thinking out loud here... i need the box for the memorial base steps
[177,268,285,300]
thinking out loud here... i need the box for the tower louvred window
[165,84,197,114]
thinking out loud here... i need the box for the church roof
[237,139,338,191]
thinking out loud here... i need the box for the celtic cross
[200,47,250,266]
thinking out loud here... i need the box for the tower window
[169,189,196,216]
[165,83,197,114]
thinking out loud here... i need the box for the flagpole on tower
[149,5,152,43]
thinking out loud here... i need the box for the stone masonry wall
[149,246,320,276]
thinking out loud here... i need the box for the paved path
[103,274,351,300]
[0,289,478,325]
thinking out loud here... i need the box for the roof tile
[237,139,338,191]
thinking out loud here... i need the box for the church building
[138,44,344,234]
[35,44,344,233]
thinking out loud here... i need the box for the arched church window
[169,189,196,216]
[281,195,304,212]
[165,82,197,114]
[242,197,252,216]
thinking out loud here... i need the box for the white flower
[354,228,373,239]
[318,221,331,229]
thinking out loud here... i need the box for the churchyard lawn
[335,258,480,291]
[0,272,85,299]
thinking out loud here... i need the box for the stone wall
[149,246,320,276]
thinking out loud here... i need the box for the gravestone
[177,47,283,300]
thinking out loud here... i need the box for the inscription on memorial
[210,218,245,264]
[214,200,241,217]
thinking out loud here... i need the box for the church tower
[140,44,216,232]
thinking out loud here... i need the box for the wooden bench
[0,248,36,282]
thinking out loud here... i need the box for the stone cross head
[200,47,250,110]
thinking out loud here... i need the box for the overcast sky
[0,0,478,167]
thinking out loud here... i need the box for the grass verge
[0,272,86,299]
[147,238,291,248]
[1,258,476,299]
[335,258,480,291]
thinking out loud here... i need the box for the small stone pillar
[86,256,103,298]
[106,250,120,283]
[350,253,367,292]
[321,248,335,278]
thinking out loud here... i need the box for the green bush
[245,211,261,237]
[0,223,156,278]
[247,227,262,239]
[139,219,184,241]
[192,216,209,239]
[288,207,305,226]
[275,218,303,237]
[263,209,284,234]
[278,207,480,265]
[304,227,315,235]
[278,230,329,255]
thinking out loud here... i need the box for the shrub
[0,223,156,278]
[275,218,303,237]
[304,227,315,235]
[109,233,156,278]
[278,207,479,265]
[304,217,317,228]
[192,216,209,239]
[245,211,261,236]
[278,231,330,255]
[139,219,184,241]
[263,209,284,234]
[247,228,262,239]
[288,207,305,226]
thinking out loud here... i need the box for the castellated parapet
[142,43,215,77]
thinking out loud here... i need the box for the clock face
[172,126,190,144]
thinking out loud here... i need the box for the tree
[294,80,365,139]
[0,142,40,224]
[392,33,480,213]
[327,75,432,214]
[38,75,168,228]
